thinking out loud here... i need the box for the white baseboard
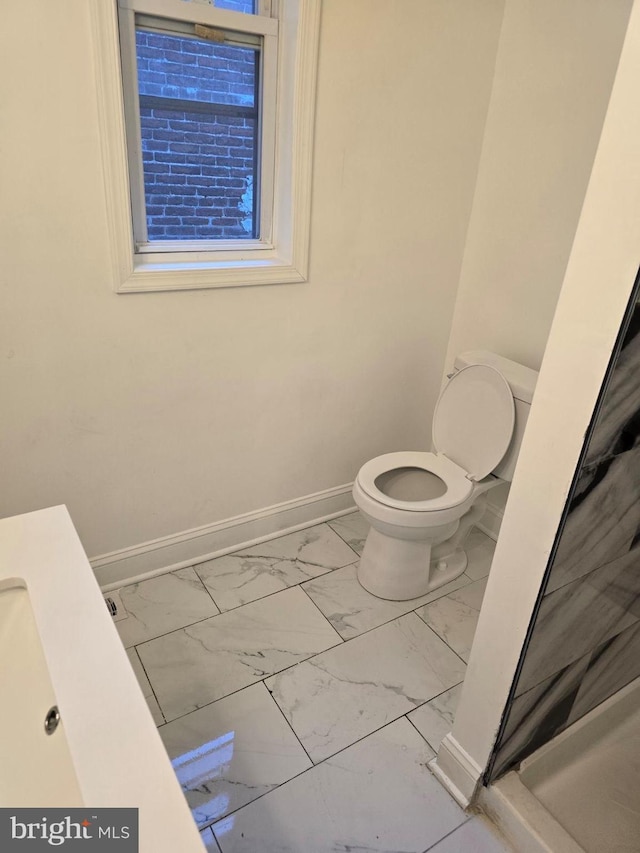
[93,483,356,591]
[430,733,484,808]
[477,500,503,541]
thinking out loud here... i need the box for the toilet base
[357,527,468,601]
[430,547,468,584]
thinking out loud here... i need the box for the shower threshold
[478,676,640,853]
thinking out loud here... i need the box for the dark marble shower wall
[489,286,640,781]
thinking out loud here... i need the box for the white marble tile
[159,682,311,826]
[138,586,342,721]
[126,648,165,726]
[450,576,488,610]
[464,528,496,581]
[407,683,463,751]
[303,563,472,639]
[416,599,478,662]
[116,567,219,648]
[213,718,466,853]
[265,613,466,762]
[195,524,358,612]
[427,817,512,852]
[416,578,488,662]
[328,511,370,554]
[200,827,221,852]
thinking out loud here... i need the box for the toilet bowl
[353,352,537,600]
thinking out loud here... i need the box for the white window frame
[91,0,321,292]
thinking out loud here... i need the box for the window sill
[117,254,307,292]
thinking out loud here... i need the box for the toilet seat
[356,364,515,514]
[356,451,473,512]
[433,364,515,480]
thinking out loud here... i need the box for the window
[92,0,321,291]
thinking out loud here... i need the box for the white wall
[0,0,503,557]
[443,0,633,525]
[445,0,633,373]
[435,0,640,804]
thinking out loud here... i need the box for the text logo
[1,809,138,850]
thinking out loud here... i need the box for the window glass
[181,0,257,13]
[135,28,259,240]
[215,0,257,12]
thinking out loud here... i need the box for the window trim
[91,0,321,292]
[119,0,277,249]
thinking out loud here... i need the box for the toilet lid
[433,364,515,481]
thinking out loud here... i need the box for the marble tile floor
[113,513,509,852]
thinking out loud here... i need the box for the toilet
[353,351,538,600]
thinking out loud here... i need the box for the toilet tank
[452,350,538,481]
